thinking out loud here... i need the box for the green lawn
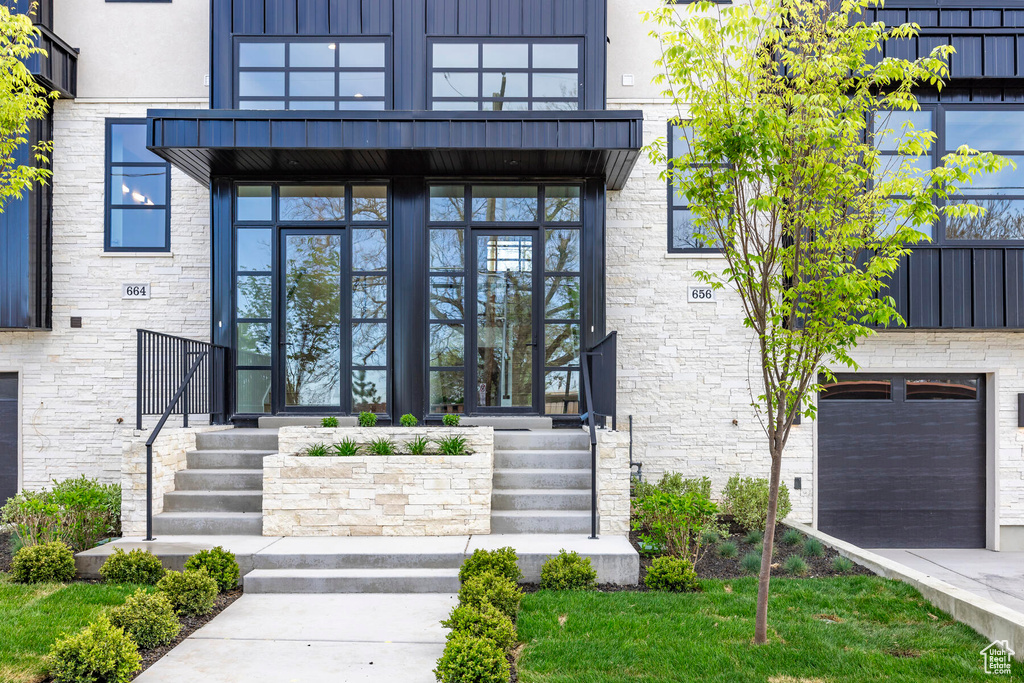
[517,576,1024,682]
[0,573,146,683]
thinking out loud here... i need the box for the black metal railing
[136,329,228,430]
[580,331,618,540]
[136,330,229,540]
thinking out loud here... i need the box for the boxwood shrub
[107,589,181,650]
[457,571,522,620]
[47,615,141,683]
[184,546,239,592]
[458,546,522,584]
[721,475,792,532]
[99,548,166,585]
[11,541,76,584]
[441,602,517,652]
[539,550,597,590]
[156,569,218,616]
[433,633,510,683]
[644,556,700,592]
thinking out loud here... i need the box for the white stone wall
[265,426,494,536]
[120,425,232,536]
[0,98,210,492]
[596,429,631,535]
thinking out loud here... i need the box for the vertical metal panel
[941,248,972,327]
[211,178,234,414]
[908,10,938,27]
[458,0,487,34]
[951,37,983,78]
[296,0,329,34]
[1008,11,1024,28]
[426,0,457,34]
[265,0,297,33]
[974,10,1002,28]
[212,0,232,108]
[363,0,392,34]
[909,250,940,327]
[973,249,1004,328]
[940,9,971,28]
[392,178,426,419]
[233,0,265,33]
[888,36,917,61]
[984,36,1016,77]
[329,0,363,34]
[489,0,520,35]
[1006,250,1024,327]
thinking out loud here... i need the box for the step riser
[493,470,590,489]
[153,514,263,535]
[196,432,279,451]
[163,492,263,513]
[494,451,591,469]
[186,452,268,469]
[244,575,460,594]
[254,553,466,570]
[490,514,594,534]
[491,491,590,511]
[493,432,589,451]
[175,471,263,491]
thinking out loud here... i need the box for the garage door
[818,374,985,548]
[0,373,16,507]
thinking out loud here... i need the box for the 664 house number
[688,285,716,303]
[122,283,150,300]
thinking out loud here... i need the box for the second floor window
[236,38,388,111]
[668,123,719,253]
[430,40,581,111]
[105,119,171,252]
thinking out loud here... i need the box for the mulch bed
[0,530,12,573]
[633,522,874,583]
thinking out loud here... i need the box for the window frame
[233,35,392,111]
[427,37,584,112]
[104,118,172,253]
[873,103,1024,247]
[667,121,720,255]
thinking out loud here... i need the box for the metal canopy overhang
[146,109,644,189]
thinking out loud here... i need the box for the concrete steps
[153,511,264,535]
[490,429,594,535]
[152,428,277,537]
[243,568,461,593]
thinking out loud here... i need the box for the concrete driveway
[133,593,457,683]
[870,549,1024,616]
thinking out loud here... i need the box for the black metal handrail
[580,331,618,540]
[136,329,228,430]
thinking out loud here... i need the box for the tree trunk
[754,446,785,644]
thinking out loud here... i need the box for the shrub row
[41,546,241,683]
[318,413,463,428]
[303,434,470,457]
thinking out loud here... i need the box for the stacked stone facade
[0,98,210,492]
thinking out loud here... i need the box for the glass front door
[475,234,538,410]
[282,232,344,409]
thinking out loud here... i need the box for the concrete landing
[133,593,456,683]
[76,533,639,587]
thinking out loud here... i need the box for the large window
[874,106,1024,244]
[667,123,719,253]
[236,38,388,111]
[233,183,390,415]
[105,119,171,251]
[429,40,581,111]
[426,184,582,416]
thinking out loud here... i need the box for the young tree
[643,0,1008,645]
[0,3,58,206]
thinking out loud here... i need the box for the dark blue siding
[211,0,605,109]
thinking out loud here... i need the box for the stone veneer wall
[607,100,1024,543]
[120,425,232,536]
[264,426,493,536]
[596,429,631,535]
[0,98,210,492]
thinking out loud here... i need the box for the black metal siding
[0,373,17,508]
[818,374,986,548]
[211,0,606,110]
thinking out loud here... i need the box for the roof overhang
[146,109,644,189]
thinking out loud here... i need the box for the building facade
[1,0,1022,551]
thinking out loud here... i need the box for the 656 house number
[122,283,150,300]
[687,285,716,303]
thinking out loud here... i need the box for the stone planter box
[263,426,494,537]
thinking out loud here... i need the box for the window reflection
[819,379,892,400]
[906,377,978,400]
[947,200,1024,240]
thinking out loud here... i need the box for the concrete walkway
[134,593,457,683]
[870,548,1024,616]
